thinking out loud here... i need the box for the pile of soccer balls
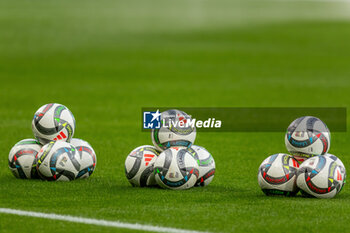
[125,109,216,190]
[8,103,97,181]
[258,116,346,199]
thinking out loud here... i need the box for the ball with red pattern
[188,145,215,187]
[258,153,299,196]
[285,116,330,163]
[71,138,97,179]
[125,145,160,187]
[8,139,42,179]
[32,103,76,145]
[297,155,346,198]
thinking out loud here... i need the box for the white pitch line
[0,208,210,233]
[270,0,350,2]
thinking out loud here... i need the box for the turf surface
[1,0,350,232]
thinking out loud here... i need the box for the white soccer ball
[71,138,97,179]
[8,139,42,179]
[151,109,196,151]
[32,103,76,145]
[297,155,346,198]
[285,116,330,163]
[154,147,200,190]
[36,141,80,181]
[258,153,300,196]
[188,145,215,186]
[125,145,160,187]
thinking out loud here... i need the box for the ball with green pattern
[188,145,215,186]
[36,141,80,181]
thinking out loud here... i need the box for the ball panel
[162,109,195,135]
[262,189,298,196]
[151,129,162,151]
[325,153,346,193]
[125,155,142,180]
[139,166,156,187]
[195,169,215,186]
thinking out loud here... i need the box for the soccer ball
[151,109,196,151]
[32,103,76,145]
[71,138,97,179]
[125,145,160,187]
[8,139,42,179]
[188,145,215,186]
[258,153,299,196]
[296,155,346,198]
[154,147,200,190]
[285,116,330,163]
[36,141,80,181]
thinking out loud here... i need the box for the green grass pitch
[1,0,350,232]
